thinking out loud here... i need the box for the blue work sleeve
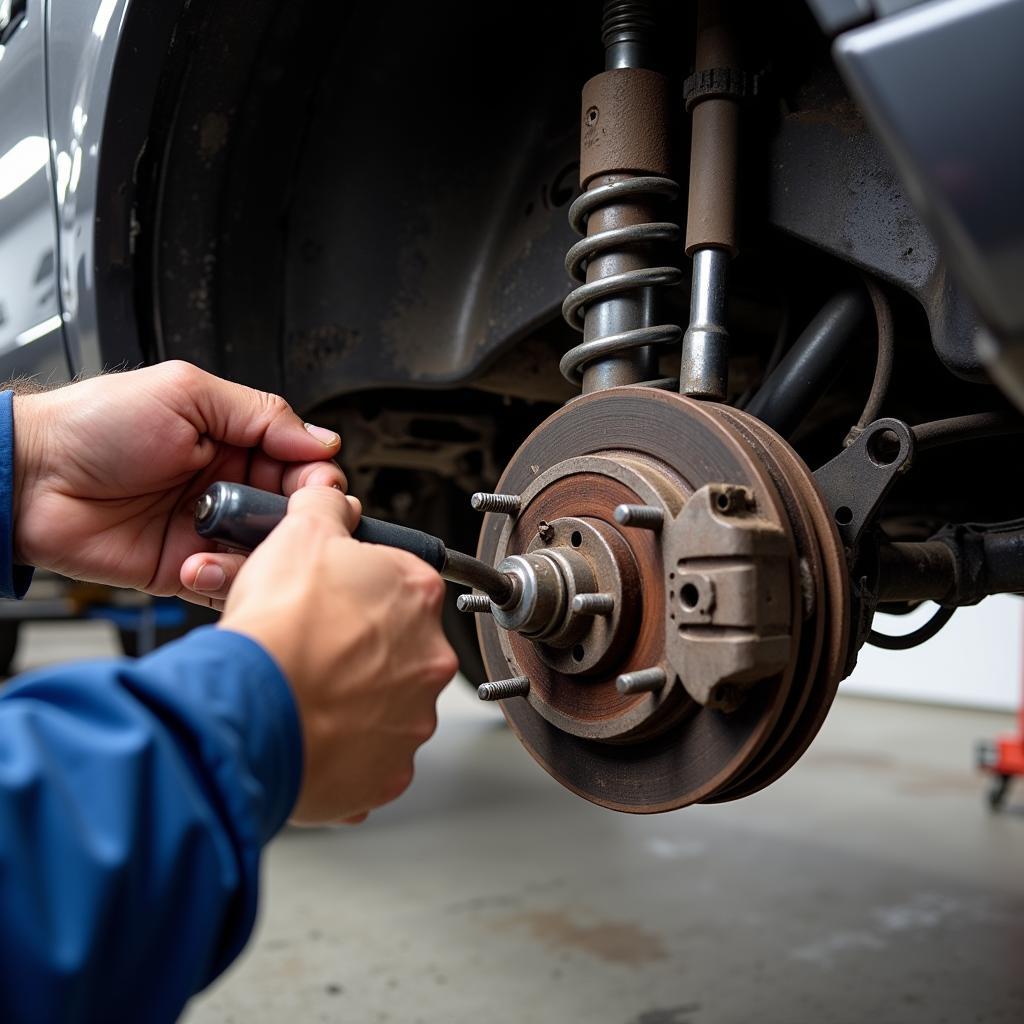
[0,626,303,1024]
[0,390,34,598]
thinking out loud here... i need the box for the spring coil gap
[560,176,683,388]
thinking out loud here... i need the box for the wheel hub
[474,387,850,812]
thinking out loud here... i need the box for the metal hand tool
[193,481,514,604]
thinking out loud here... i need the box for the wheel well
[134,1,626,410]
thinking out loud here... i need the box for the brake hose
[854,276,894,430]
[911,411,1024,451]
[867,604,956,651]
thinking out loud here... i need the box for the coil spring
[560,176,683,387]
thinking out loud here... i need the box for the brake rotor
[475,387,850,813]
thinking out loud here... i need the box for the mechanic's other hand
[219,486,459,823]
[12,362,347,607]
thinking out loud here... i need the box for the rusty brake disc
[474,387,850,813]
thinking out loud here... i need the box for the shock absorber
[679,0,743,401]
[560,0,683,394]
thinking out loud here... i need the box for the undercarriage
[126,0,1024,810]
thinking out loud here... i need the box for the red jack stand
[976,618,1024,811]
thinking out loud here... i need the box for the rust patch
[285,324,359,377]
[507,910,667,966]
[788,101,865,137]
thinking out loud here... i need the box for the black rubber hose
[984,528,1024,596]
[745,286,871,437]
[867,604,956,651]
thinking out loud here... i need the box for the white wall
[842,595,1022,711]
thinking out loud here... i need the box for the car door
[0,0,71,382]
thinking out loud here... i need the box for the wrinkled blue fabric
[0,391,302,1023]
[0,390,34,599]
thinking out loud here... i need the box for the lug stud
[571,592,615,615]
[614,504,664,530]
[616,667,667,695]
[471,492,522,515]
[478,676,531,701]
[456,593,492,614]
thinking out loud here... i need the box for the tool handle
[194,481,447,571]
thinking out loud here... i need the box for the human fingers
[177,591,226,613]
[179,551,248,603]
[279,458,348,495]
[163,361,342,463]
[174,489,358,603]
[286,485,361,537]
[244,450,348,495]
[220,524,454,823]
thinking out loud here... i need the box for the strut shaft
[680,0,742,401]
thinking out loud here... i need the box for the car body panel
[835,0,1024,402]
[47,0,140,375]
[0,0,68,382]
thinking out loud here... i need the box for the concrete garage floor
[13,622,1024,1024]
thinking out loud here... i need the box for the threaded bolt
[478,677,531,701]
[614,504,664,530]
[456,594,492,614]
[471,492,522,515]
[616,667,667,695]
[571,593,615,615]
[601,0,658,54]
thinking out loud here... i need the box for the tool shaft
[194,481,512,603]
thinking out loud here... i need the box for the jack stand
[976,608,1024,810]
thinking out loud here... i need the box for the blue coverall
[0,391,303,1022]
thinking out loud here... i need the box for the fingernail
[304,422,339,447]
[192,564,227,592]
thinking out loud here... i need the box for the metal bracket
[813,418,914,553]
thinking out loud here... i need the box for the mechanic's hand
[220,486,458,823]
[12,362,347,607]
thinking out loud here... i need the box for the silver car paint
[48,0,131,375]
[0,0,68,381]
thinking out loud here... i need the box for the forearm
[0,627,301,1024]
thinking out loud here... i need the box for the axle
[877,526,1024,607]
